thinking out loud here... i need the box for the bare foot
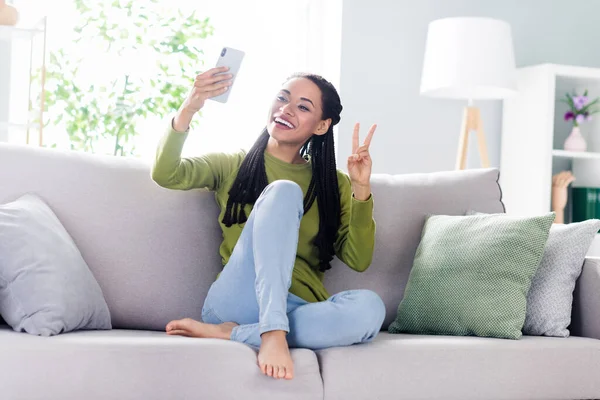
[258,330,294,380]
[166,318,237,339]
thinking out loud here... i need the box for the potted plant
[562,90,600,152]
[0,0,19,26]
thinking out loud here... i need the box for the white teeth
[275,117,294,129]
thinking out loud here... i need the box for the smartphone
[211,47,245,103]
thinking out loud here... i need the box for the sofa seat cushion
[316,332,600,400]
[0,326,323,400]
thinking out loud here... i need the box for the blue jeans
[201,180,386,350]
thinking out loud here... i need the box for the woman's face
[267,77,331,146]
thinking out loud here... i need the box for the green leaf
[579,98,600,114]
[564,93,576,110]
[41,0,215,157]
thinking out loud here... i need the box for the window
[7,0,342,161]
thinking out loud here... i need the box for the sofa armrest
[570,257,600,340]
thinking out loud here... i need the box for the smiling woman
[152,67,382,381]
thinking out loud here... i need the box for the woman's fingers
[196,73,233,86]
[197,66,229,80]
[349,150,371,163]
[354,145,371,155]
[352,123,360,154]
[194,79,232,92]
[363,124,377,147]
[205,86,230,99]
[351,122,377,153]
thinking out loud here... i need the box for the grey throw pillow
[524,219,600,337]
[467,211,600,337]
[0,194,111,336]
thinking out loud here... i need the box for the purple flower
[565,111,574,121]
[573,95,589,110]
[576,114,585,124]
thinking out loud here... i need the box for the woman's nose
[280,103,294,115]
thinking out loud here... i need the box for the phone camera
[221,48,227,57]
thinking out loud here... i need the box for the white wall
[0,41,9,142]
[338,0,600,174]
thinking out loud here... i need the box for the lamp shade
[420,17,517,100]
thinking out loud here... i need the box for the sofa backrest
[0,143,504,330]
[324,169,505,328]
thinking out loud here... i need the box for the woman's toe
[259,362,267,375]
[285,366,294,380]
[277,366,286,379]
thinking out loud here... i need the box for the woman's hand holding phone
[173,67,233,132]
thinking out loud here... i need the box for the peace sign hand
[348,123,377,200]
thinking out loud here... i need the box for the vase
[564,126,587,152]
[0,0,19,26]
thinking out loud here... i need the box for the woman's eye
[299,105,309,111]
[277,96,287,102]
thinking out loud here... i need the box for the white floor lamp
[420,17,517,170]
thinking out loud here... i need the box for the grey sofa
[0,142,599,400]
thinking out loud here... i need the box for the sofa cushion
[0,143,223,331]
[0,194,111,336]
[468,211,600,337]
[525,219,600,337]
[316,332,600,400]
[324,168,505,329]
[0,325,323,400]
[389,212,554,339]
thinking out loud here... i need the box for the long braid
[222,129,269,226]
[223,73,343,273]
[303,128,341,272]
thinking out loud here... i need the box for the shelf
[0,20,45,40]
[0,121,39,130]
[552,149,600,160]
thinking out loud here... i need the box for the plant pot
[0,1,19,26]
[564,126,587,152]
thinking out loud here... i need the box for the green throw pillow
[388,212,555,340]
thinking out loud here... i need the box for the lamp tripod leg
[455,106,490,170]
[455,107,470,170]
[474,108,490,168]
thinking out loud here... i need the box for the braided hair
[221,73,343,272]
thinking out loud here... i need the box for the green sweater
[151,124,376,303]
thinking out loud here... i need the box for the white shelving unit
[0,16,47,146]
[501,63,600,255]
[0,23,44,40]
[552,149,600,160]
[501,63,600,215]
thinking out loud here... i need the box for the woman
[152,66,386,381]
